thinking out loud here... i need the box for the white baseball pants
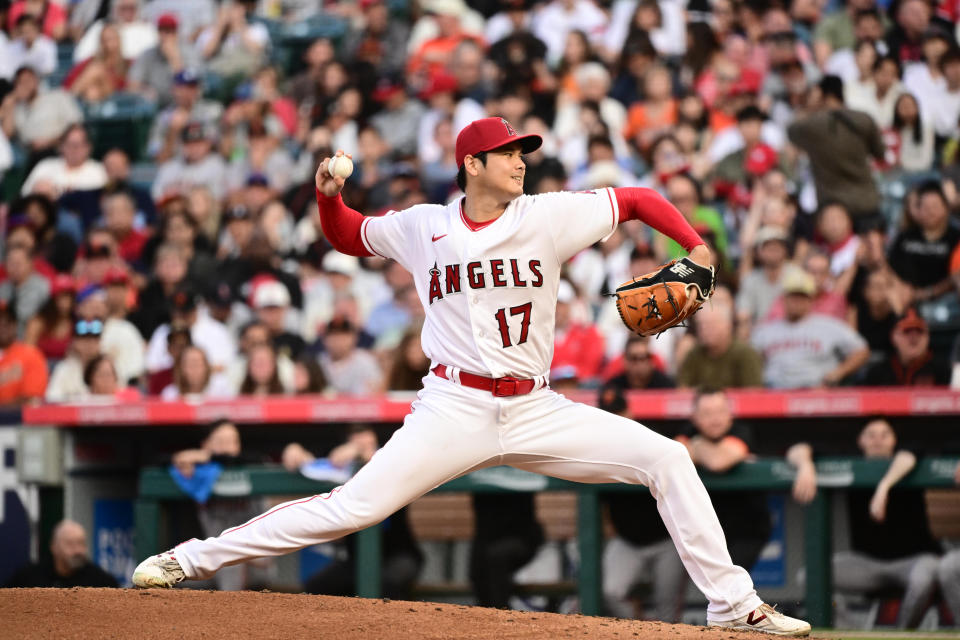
[175,375,762,621]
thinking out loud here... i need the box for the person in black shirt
[887,181,960,305]
[598,385,686,622]
[833,418,942,628]
[675,388,771,572]
[864,307,950,386]
[603,335,675,392]
[4,519,118,588]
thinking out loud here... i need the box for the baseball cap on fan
[455,117,542,168]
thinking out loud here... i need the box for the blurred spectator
[902,28,952,123]
[849,266,900,364]
[1,66,82,165]
[928,47,960,139]
[385,327,429,391]
[886,180,960,306]
[531,0,607,67]
[140,0,217,44]
[253,280,305,360]
[677,296,764,389]
[3,519,117,588]
[603,335,674,391]
[127,12,201,106]
[229,321,295,393]
[140,208,216,280]
[82,353,141,401]
[152,121,230,201]
[551,278,604,384]
[751,269,870,388]
[64,22,129,103]
[657,173,728,263]
[623,64,675,152]
[101,147,157,226]
[238,343,285,396]
[736,226,796,337]
[0,300,48,406]
[890,93,935,172]
[145,284,236,387]
[832,418,942,629]
[370,78,426,159]
[287,37,334,106]
[343,1,409,76]
[812,202,860,290]
[197,0,269,79]
[598,385,686,622]
[675,387,771,571]
[73,0,158,63]
[161,344,234,400]
[885,0,932,63]
[284,428,423,599]
[146,325,190,395]
[23,273,74,361]
[46,317,104,402]
[11,193,81,270]
[864,307,950,385]
[102,188,150,266]
[788,75,885,229]
[293,354,327,394]
[7,0,67,41]
[814,0,883,69]
[407,0,484,82]
[319,316,383,395]
[846,55,906,129]
[7,14,56,79]
[82,275,147,387]
[0,244,50,334]
[21,124,107,197]
[129,243,188,339]
[765,251,849,321]
[147,69,223,163]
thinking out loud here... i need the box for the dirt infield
[1,588,817,640]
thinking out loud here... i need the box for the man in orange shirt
[0,300,48,405]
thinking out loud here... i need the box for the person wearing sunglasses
[45,318,104,402]
[602,334,674,393]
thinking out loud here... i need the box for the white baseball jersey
[359,189,620,378]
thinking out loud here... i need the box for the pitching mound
[2,588,813,639]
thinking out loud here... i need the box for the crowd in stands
[0,0,958,403]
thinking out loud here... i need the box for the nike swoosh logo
[432,234,447,242]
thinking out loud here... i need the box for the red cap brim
[457,133,542,168]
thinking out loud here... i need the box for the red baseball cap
[745,143,778,176]
[455,117,542,168]
[157,13,178,30]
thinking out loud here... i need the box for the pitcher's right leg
[135,378,502,585]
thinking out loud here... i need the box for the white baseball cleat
[708,604,811,636]
[132,550,186,588]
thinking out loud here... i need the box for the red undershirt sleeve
[614,187,704,252]
[315,188,373,258]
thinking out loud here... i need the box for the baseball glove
[612,257,716,337]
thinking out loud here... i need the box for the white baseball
[328,155,354,179]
